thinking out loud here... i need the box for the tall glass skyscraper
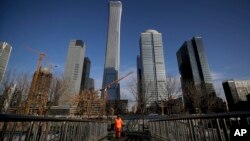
[177,36,215,112]
[138,29,167,106]
[80,57,91,91]
[0,42,12,82]
[64,40,85,95]
[102,1,122,100]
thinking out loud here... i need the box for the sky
[1,0,250,103]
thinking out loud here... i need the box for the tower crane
[99,71,134,115]
[24,46,46,71]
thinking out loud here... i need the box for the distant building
[102,1,122,100]
[223,80,250,111]
[9,90,22,108]
[107,100,128,114]
[0,84,16,113]
[164,97,183,115]
[87,78,95,90]
[177,36,215,113]
[64,40,85,95]
[0,42,12,82]
[25,68,52,115]
[138,29,167,107]
[80,57,91,91]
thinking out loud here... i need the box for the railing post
[221,119,230,141]
[25,121,34,141]
[188,119,196,141]
[216,118,223,141]
[0,122,8,141]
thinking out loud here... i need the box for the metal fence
[0,114,108,141]
[149,112,250,141]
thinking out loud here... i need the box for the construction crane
[24,46,46,71]
[23,46,47,115]
[99,71,134,115]
[100,71,134,92]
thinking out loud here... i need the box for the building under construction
[25,68,52,115]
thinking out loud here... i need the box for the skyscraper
[102,1,122,100]
[80,57,91,91]
[0,42,12,82]
[87,78,95,90]
[138,29,167,106]
[177,36,215,113]
[64,40,85,95]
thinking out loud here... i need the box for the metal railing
[0,114,108,141]
[148,112,250,141]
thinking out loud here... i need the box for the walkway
[99,131,156,141]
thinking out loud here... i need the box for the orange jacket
[115,118,123,128]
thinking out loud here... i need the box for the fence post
[215,118,223,141]
[188,119,196,141]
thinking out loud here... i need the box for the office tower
[25,68,52,115]
[138,29,167,107]
[137,55,143,111]
[102,1,122,100]
[223,80,250,111]
[80,57,91,91]
[177,36,215,113]
[64,40,85,95]
[0,42,12,82]
[87,78,95,90]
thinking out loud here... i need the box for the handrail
[0,114,107,122]
[149,111,250,121]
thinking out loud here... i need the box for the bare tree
[72,89,101,118]
[181,80,204,114]
[13,72,31,114]
[0,69,18,113]
[181,81,224,114]
[49,75,70,106]
[127,77,154,114]
[159,75,183,115]
[55,76,72,106]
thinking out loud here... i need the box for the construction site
[16,46,134,117]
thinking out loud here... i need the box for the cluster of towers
[1,1,249,115]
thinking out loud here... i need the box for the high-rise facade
[64,40,85,95]
[87,78,95,90]
[80,57,91,91]
[0,42,12,82]
[138,29,167,106]
[102,1,122,100]
[177,36,215,113]
[223,80,250,111]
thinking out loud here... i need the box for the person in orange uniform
[114,115,124,138]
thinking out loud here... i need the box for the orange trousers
[115,127,122,138]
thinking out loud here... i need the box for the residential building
[102,1,122,100]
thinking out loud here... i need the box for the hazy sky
[1,0,250,101]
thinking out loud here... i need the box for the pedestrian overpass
[0,112,250,141]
